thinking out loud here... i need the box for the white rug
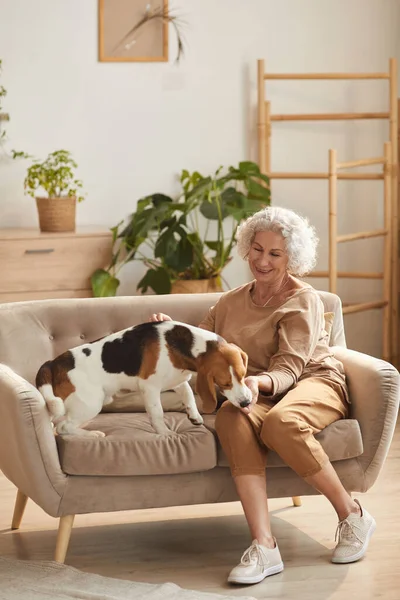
[0,557,255,600]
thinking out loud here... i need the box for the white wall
[0,0,399,357]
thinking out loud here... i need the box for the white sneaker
[227,539,284,585]
[332,499,376,564]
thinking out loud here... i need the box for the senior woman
[150,206,375,585]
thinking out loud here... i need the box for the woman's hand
[241,376,260,414]
[149,313,173,322]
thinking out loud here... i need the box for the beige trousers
[215,377,348,478]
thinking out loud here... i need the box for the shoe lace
[240,542,269,567]
[335,518,364,546]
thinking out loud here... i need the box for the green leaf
[187,231,204,250]
[123,235,146,257]
[224,206,245,221]
[120,201,172,250]
[159,215,177,230]
[189,171,204,185]
[178,213,187,227]
[238,161,261,175]
[151,193,174,207]
[243,197,270,212]
[180,169,194,193]
[224,197,269,222]
[135,197,153,214]
[245,178,271,200]
[91,269,120,297]
[186,176,212,201]
[199,197,229,220]
[110,221,123,243]
[109,247,121,269]
[11,150,31,160]
[165,236,193,271]
[221,186,247,208]
[168,201,196,216]
[204,240,222,252]
[180,169,190,183]
[256,173,270,186]
[137,267,171,295]
[154,228,178,259]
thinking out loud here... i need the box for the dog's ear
[229,343,248,373]
[238,348,248,373]
[196,369,217,414]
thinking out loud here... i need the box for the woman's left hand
[241,376,259,414]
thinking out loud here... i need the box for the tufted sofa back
[0,290,346,384]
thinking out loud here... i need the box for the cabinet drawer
[0,235,112,293]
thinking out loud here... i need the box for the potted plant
[91,161,270,297]
[22,149,85,233]
[1,58,28,160]
[0,59,10,143]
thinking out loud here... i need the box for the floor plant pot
[35,196,76,233]
[171,277,223,294]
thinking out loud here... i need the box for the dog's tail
[36,361,65,421]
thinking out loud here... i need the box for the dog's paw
[188,414,204,426]
[153,424,179,437]
[152,423,171,435]
[85,430,106,438]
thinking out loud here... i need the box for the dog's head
[195,340,252,413]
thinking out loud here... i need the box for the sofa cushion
[102,390,186,413]
[101,385,207,414]
[202,415,364,468]
[56,413,217,476]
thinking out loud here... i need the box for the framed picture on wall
[98,0,169,62]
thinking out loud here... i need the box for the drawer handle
[24,248,55,254]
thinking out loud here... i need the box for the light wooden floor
[1,424,399,599]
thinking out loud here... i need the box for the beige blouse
[198,281,348,401]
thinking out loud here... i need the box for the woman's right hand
[149,313,173,322]
[241,376,260,414]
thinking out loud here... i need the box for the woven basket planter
[35,196,76,233]
[171,277,222,294]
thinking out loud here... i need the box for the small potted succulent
[23,149,85,233]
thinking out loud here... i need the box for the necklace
[251,275,291,307]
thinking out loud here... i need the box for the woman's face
[248,230,289,285]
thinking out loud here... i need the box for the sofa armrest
[0,363,67,517]
[332,346,400,490]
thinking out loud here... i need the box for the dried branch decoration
[114,4,186,63]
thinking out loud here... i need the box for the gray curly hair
[236,206,319,276]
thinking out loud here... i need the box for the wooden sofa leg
[11,490,28,530]
[292,496,302,507]
[54,515,75,563]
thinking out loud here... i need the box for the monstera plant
[91,161,270,296]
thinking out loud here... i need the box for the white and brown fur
[36,321,251,437]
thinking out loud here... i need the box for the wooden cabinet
[0,227,113,303]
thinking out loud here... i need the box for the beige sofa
[0,291,399,563]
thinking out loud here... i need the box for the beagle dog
[36,320,251,437]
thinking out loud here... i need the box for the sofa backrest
[318,290,346,347]
[0,289,346,384]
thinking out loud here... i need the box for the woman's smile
[248,230,289,286]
